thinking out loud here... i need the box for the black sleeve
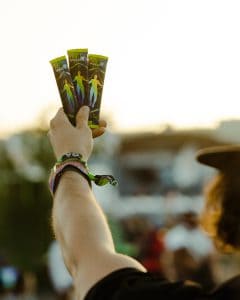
[84,267,203,300]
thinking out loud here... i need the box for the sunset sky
[0,0,240,136]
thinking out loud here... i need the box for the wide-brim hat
[196,145,240,171]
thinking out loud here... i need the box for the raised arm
[48,106,146,300]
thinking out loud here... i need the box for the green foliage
[108,217,139,257]
[0,130,55,271]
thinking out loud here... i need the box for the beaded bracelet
[57,152,88,168]
[49,152,118,196]
[49,160,92,196]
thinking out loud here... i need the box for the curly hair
[201,172,240,252]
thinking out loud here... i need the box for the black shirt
[84,268,240,300]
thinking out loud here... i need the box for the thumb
[76,106,90,128]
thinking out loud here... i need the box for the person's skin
[48,106,146,300]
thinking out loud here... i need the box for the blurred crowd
[0,128,240,299]
[1,209,240,300]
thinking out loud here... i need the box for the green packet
[50,56,78,126]
[88,54,108,129]
[67,49,89,111]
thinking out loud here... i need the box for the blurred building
[90,126,234,221]
[215,120,240,143]
[1,121,240,287]
[2,122,238,222]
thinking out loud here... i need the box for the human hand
[48,106,107,161]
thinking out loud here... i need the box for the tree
[0,130,55,272]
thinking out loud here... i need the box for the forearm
[52,171,115,275]
[49,108,146,299]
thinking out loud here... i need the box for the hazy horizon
[1,0,240,137]
[1,104,240,139]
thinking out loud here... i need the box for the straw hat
[196,145,240,171]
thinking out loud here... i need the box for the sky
[0,0,240,135]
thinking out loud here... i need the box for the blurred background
[1,0,240,299]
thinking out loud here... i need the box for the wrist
[59,171,90,189]
[56,149,91,162]
[49,160,92,196]
[56,152,88,169]
[49,152,118,197]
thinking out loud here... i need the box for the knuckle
[77,118,84,126]
[77,116,86,127]
[77,120,88,130]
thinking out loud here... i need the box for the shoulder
[84,268,203,300]
[84,269,240,300]
[208,275,240,300]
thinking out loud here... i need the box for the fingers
[49,107,107,139]
[76,106,90,128]
[50,108,70,129]
[98,119,107,128]
[92,120,107,138]
[92,127,106,138]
